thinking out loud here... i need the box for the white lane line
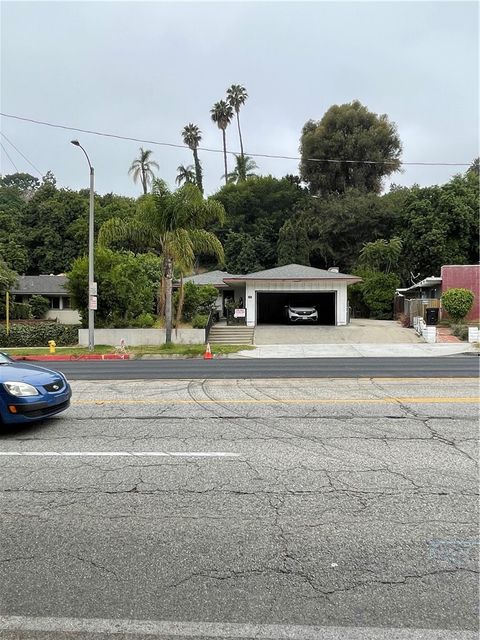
[0,451,239,458]
[0,616,475,639]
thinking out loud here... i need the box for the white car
[285,305,318,323]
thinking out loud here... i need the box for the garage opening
[256,292,336,325]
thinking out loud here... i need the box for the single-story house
[395,264,479,322]
[180,264,361,327]
[10,275,81,324]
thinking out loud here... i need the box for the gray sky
[1,1,478,197]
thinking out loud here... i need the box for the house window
[50,297,60,309]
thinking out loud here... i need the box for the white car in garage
[285,305,319,323]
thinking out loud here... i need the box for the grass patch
[1,345,113,356]
[1,344,255,358]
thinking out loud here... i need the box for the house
[180,264,361,327]
[395,265,480,322]
[10,275,81,324]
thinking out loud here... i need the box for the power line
[0,141,19,172]
[0,131,43,176]
[0,111,472,167]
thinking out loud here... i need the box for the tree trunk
[157,276,166,317]
[193,148,203,194]
[165,257,173,344]
[175,274,185,330]
[222,128,228,185]
[236,110,244,159]
[141,167,147,195]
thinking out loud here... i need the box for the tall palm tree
[128,147,159,195]
[175,164,196,186]
[210,100,234,186]
[225,154,258,184]
[181,124,203,194]
[99,180,225,344]
[226,84,248,159]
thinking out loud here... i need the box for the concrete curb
[12,354,131,362]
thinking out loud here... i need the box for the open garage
[256,291,336,325]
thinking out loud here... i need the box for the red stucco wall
[441,265,480,321]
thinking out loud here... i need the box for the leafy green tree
[99,180,225,343]
[182,124,203,194]
[176,164,196,186]
[0,260,17,319]
[300,100,402,194]
[128,147,159,195]
[0,185,29,272]
[225,155,258,184]
[0,172,40,200]
[226,84,248,158]
[211,100,234,185]
[358,237,403,274]
[29,295,50,319]
[441,288,475,322]
[224,232,263,274]
[277,218,310,266]
[349,270,400,319]
[177,282,218,322]
[67,248,160,327]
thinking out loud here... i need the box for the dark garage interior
[256,292,336,325]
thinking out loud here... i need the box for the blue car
[0,352,71,425]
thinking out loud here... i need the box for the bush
[441,288,475,322]
[132,312,155,328]
[192,314,208,329]
[451,323,468,341]
[29,295,50,319]
[0,323,79,347]
[11,302,32,320]
[180,282,219,322]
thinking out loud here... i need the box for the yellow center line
[72,397,480,406]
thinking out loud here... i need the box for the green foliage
[277,219,310,266]
[191,313,209,328]
[180,282,218,322]
[350,270,400,319]
[0,323,79,348]
[11,302,32,320]
[132,312,155,328]
[300,100,402,194]
[451,324,468,341]
[441,288,475,322]
[28,295,50,319]
[0,172,40,195]
[225,155,258,184]
[67,248,161,327]
[358,237,402,273]
[224,232,263,274]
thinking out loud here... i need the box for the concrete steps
[208,325,255,345]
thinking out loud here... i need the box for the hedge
[0,323,80,348]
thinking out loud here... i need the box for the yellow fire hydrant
[48,340,56,354]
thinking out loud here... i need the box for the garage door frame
[255,290,337,325]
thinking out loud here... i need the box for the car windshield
[0,353,12,364]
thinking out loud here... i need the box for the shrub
[11,302,32,320]
[180,282,218,322]
[192,314,208,329]
[29,295,50,319]
[0,323,79,347]
[132,312,155,328]
[451,323,468,341]
[441,288,475,323]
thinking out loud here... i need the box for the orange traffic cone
[203,343,213,360]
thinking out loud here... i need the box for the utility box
[426,307,439,326]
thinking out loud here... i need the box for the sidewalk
[231,343,477,358]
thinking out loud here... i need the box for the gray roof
[223,264,360,282]
[11,275,68,296]
[180,270,236,288]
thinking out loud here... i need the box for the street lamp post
[71,140,95,351]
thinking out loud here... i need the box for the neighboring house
[179,264,361,327]
[11,275,81,325]
[395,264,479,322]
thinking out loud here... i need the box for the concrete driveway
[254,318,423,345]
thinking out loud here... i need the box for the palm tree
[176,164,196,186]
[181,124,203,194]
[99,180,225,344]
[210,100,234,186]
[225,154,258,184]
[226,84,248,159]
[128,147,159,195]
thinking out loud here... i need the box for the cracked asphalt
[0,377,478,639]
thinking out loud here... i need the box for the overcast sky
[1,1,478,197]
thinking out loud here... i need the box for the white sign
[89,295,97,310]
[89,282,97,296]
[234,308,246,318]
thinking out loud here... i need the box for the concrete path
[254,319,423,345]
[236,343,476,358]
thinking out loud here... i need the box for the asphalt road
[44,356,480,380]
[1,377,478,639]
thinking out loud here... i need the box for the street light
[71,140,95,351]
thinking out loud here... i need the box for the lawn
[1,344,255,358]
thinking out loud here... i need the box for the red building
[441,265,480,322]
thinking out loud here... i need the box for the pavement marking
[72,396,480,406]
[0,451,239,458]
[0,616,475,639]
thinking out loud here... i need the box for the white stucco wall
[78,328,205,346]
[45,309,81,325]
[244,280,349,327]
